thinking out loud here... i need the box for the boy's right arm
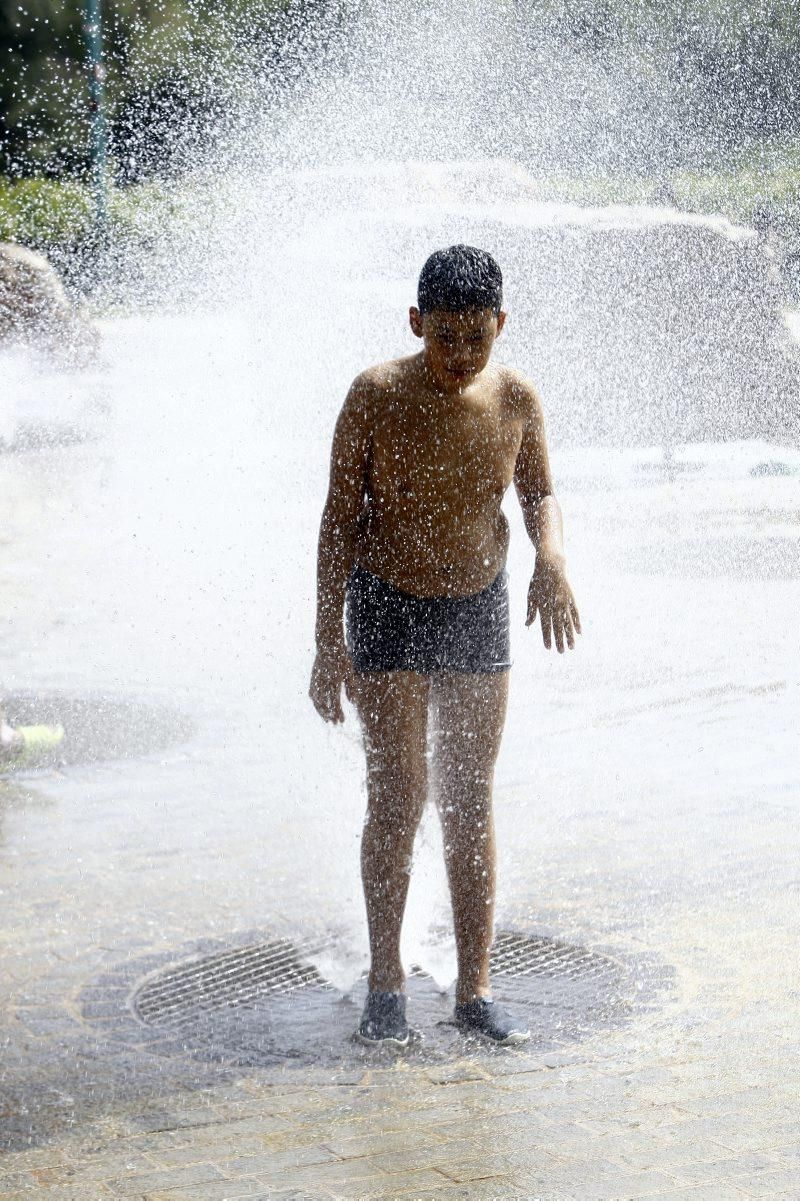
[309,375,373,723]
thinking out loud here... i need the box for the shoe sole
[456,1023,531,1047]
[496,1030,531,1047]
[354,1031,410,1049]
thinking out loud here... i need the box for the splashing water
[2,0,799,991]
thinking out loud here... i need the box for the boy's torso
[358,355,528,598]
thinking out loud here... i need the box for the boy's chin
[440,369,475,391]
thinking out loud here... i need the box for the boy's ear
[409,306,424,338]
[496,310,507,334]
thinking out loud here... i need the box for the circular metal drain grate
[111,929,647,1067]
[134,930,623,1030]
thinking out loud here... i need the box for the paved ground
[1,321,799,1199]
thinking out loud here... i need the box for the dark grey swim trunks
[345,563,512,674]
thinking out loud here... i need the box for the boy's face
[409,305,506,393]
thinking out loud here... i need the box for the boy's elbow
[518,487,553,511]
[321,499,359,536]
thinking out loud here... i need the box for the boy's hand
[526,553,581,653]
[309,645,355,723]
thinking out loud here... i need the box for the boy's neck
[417,352,491,400]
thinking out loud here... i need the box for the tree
[0,0,297,177]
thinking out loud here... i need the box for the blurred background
[2,1,800,278]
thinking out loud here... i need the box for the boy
[310,245,580,1047]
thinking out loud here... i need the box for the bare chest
[370,399,523,509]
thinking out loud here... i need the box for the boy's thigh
[432,670,509,777]
[351,670,430,773]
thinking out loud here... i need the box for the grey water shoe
[356,990,409,1048]
[454,997,530,1045]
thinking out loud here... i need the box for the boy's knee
[437,771,494,810]
[368,757,426,800]
[365,786,426,839]
[439,794,494,839]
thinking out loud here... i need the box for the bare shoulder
[496,365,544,424]
[347,357,414,414]
[355,357,410,392]
[337,367,379,435]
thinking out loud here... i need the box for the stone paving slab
[2,1049,798,1200]
[2,1046,799,1200]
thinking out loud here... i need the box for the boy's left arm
[512,381,581,653]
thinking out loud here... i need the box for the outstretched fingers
[535,599,581,654]
[539,604,552,650]
[525,585,538,628]
[553,607,565,654]
[563,609,575,650]
[528,570,581,653]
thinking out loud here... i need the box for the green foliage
[0,0,293,175]
[0,177,92,244]
[0,173,197,252]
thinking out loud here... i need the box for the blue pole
[84,0,108,234]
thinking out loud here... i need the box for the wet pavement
[1,318,799,1199]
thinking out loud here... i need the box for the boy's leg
[352,670,430,993]
[431,671,509,1005]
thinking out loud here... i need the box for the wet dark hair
[417,244,503,316]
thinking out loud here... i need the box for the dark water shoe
[454,998,530,1046]
[356,991,409,1048]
